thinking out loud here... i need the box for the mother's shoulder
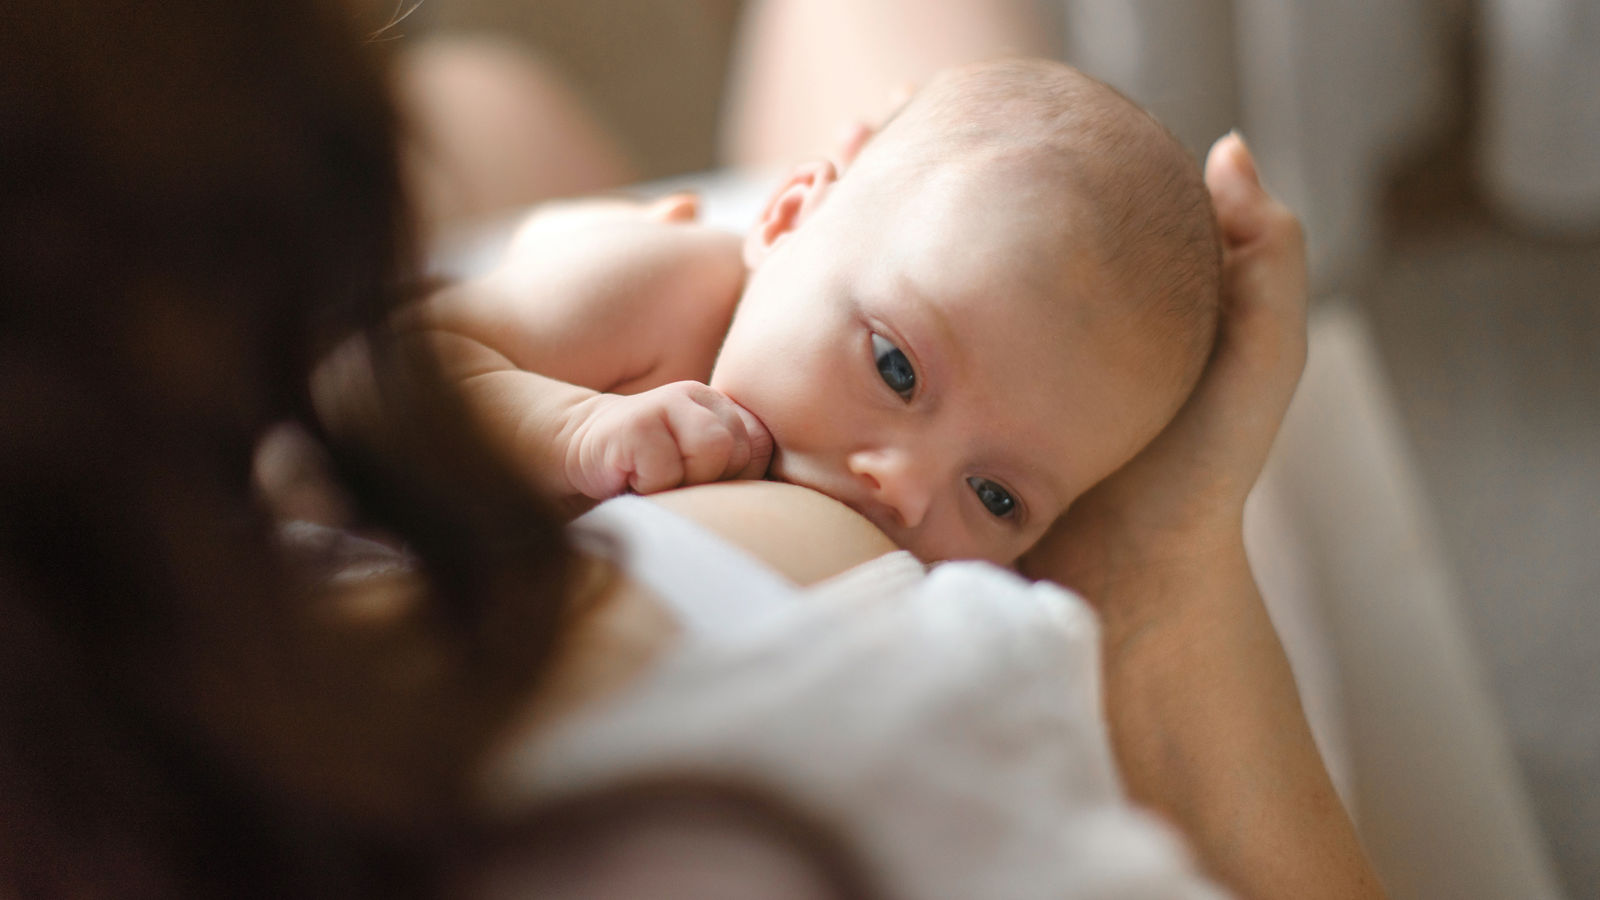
[645,481,898,587]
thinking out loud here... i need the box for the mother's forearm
[1091,543,1386,900]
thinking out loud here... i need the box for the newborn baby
[420,58,1220,565]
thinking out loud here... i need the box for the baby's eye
[871,333,916,401]
[967,476,1017,519]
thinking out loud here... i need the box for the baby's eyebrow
[888,273,963,380]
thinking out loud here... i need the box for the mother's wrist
[1084,532,1257,645]
[1079,495,1246,572]
[1025,507,1251,623]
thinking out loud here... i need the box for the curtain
[1060,0,1600,294]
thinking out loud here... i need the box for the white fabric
[488,496,1228,900]
[573,494,932,642]
[571,495,804,642]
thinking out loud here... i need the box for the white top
[484,496,1228,900]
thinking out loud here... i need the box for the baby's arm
[404,201,770,509]
[419,197,745,392]
[424,329,769,509]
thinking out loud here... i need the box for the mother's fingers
[1205,133,1306,262]
[1205,132,1268,246]
[1134,132,1309,499]
[1204,133,1308,356]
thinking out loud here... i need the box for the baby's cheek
[714,374,803,448]
[1008,532,1048,569]
[894,523,1002,567]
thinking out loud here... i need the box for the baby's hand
[564,382,773,499]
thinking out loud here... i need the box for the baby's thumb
[733,403,773,480]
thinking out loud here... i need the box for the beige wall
[419,0,743,178]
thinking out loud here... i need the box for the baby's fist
[566,382,772,499]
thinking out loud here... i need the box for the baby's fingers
[730,402,773,480]
[624,415,687,495]
[657,383,767,487]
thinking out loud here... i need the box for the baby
[418,58,1220,565]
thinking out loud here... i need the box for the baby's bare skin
[410,197,764,511]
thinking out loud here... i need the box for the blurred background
[396,0,1597,895]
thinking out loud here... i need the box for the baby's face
[710,158,1183,565]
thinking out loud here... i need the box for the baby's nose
[847,448,934,530]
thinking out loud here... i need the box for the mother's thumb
[1205,131,1270,246]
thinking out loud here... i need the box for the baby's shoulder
[587,223,744,391]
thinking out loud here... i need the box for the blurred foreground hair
[0,1,574,896]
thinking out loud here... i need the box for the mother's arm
[1022,135,1385,900]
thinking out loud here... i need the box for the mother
[0,1,1378,898]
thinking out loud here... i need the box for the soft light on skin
[710,147,1188,565]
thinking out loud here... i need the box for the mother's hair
[0,1,579,895]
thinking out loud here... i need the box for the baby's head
[709,59,1220,564]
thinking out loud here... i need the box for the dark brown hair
[1,1,574,896]
[454,776,884,899]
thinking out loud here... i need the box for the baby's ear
[742,159,838,270]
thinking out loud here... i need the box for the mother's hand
[1021,133,1308,608]
[1021,138,1385,900]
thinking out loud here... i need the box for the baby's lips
[733,403,774,479]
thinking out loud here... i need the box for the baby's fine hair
[868,58,1223,393]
